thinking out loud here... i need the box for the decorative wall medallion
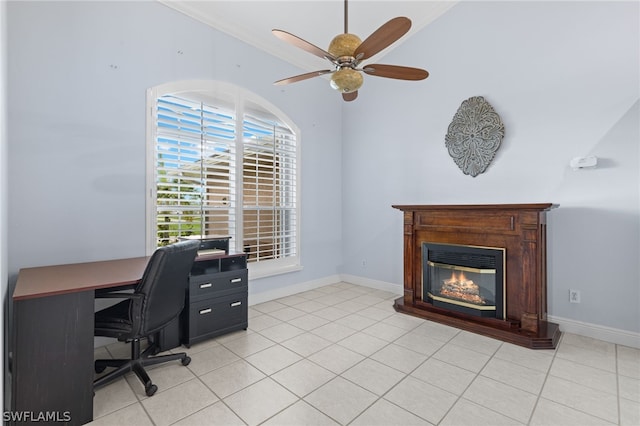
[445,96,504,177]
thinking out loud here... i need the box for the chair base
[94,338,191,396]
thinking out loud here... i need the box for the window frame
[146,80,302,279]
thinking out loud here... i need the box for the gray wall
[5,0,639,339]
[341,1,639,333]
[6,1,344,297]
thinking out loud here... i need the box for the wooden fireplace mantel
[392,203,560,349]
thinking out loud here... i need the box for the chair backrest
[132,239,200,336]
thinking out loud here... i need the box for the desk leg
[12,291,94,425]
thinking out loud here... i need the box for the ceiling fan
[272,0,429,102]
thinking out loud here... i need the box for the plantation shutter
[242,113,297,262]
[153,89,298,268]
[155,95,237,246]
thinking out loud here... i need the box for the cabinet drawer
[188,293,247,339]
[189,270,248,299]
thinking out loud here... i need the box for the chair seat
[93,239,200,396]
[95,299,134,339]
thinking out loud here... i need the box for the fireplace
[392,204,560,349]
[423,243,505,319]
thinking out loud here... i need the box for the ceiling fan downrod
[344,0,348,34]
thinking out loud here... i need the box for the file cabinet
[181,253,248,347]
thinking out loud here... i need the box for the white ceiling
[158,1,457,74]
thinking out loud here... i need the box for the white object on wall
[570,155,598,170]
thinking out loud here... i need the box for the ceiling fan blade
[363,64,429,80]
[342,91,358,102]
[354,17,411,61]
[274,70,334,86]
[272,29,337,62]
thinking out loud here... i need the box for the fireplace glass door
[423,243,505,319]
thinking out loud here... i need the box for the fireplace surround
[392,203,560,349]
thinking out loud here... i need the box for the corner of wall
[1,0,9,411]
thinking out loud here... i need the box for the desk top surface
[14,256,151,301]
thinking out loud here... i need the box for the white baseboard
[248,274,403,306]
[339,274,403,296]
[248,274,343,305]
[548,315,640,349]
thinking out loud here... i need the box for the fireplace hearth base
[393,296,560,349]
[392,204,560,350]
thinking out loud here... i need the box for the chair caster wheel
[181,356,191,366]
[145,383,158,397]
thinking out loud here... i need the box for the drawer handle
[200,283,212,289]
[199,308,212,315]
[230,301,242,307]
[230,278,242,284]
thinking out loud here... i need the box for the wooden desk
[11,257,150,425]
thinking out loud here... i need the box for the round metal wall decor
[445,96,504,177]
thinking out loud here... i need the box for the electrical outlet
[569,289,581,303]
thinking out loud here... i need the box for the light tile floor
[89,282,640,425]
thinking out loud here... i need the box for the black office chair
[93,239,201,396]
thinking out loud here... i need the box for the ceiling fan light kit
[272,0,429,102]
[330,68,363,93]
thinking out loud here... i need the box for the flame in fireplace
[441,270,486,305]
[449,271,470,285]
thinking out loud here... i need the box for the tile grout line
[253,289,483,425]
[239,288,389,425]
[433,340,500,426]
[263,290,411,425]
[524,331,561,426]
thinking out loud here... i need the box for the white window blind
[151,89,298,268]
[243,112,297,262]
[155,95,237,246]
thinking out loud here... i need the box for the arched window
[146,81,300,278]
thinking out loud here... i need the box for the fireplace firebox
[423,243,505,319]
[392,204,560,349]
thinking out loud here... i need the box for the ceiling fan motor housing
[328,33,361,57]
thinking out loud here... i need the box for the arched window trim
[146,80,302,279]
